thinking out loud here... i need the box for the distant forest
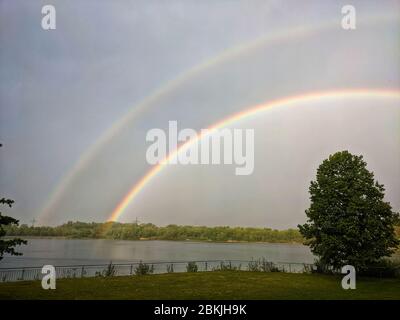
[5,221,304,243]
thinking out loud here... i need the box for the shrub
[359,259,400,278]
[134,261,154,275]
[166,264,174,273]
[95,262,116,277]
[260,259,280,272]
[247,260,260,272]
[186,261,198,272]
[311,260,335,274]
[212,261,240,271]
[302,264,314,274]
[247,258,280,272]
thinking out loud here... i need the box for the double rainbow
[38,13,399,225]
[107,89,400,222]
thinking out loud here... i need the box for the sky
[0,0,399,229]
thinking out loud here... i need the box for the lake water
[0,238,315,269]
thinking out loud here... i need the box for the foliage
[104,262,116,277]
[216,261,235,271]
[0,198,27,261]
[5,221,304,243]
[186,261,198,272]
[166,264,174,273]
[358,259,400,278]
[247,258,280,272]
[134,261,154,275]
[302,264,315,274]
[95,262,116,277]
[211,261,241,271]
[298,151,400,270]
[310,260,334,274]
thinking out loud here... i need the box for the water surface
[0,238,314,268]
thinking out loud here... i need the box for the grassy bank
[1,271,399,300]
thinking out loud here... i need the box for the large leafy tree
[298,151,399,270]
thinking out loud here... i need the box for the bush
[186,261,198,272]
[247,258,280,272]
[260,259,280,272]
[302,264,315,274]
[359,259,400,278]
[95,262,116,277]
[247,260,260,272]
[311,260,335,274]
[134,261,154,275]
[166,264,174,273]
[310,258,400,278]
[212,261,241,271]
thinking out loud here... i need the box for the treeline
[4,221,304,243]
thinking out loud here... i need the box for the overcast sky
[0,0,399,228]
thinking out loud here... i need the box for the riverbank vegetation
[4,221,304,243]
[5,221,399,244]
[1,271,399,300]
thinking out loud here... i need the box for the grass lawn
[0,271,399,300]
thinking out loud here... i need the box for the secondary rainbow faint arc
[108,88,400,222]
[37,24,316,224]
[38,14,398,224]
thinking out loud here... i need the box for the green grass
[0,271,399,300]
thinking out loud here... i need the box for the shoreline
[4,235,304,245]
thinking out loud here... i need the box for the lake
[0,238,315,268]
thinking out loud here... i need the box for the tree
[0,144,27,261]
[298,151,399,270]
[0,198,27,261]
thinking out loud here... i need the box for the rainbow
[38,14,398,225]
[107,89,400,222]
[37,24,320,225]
